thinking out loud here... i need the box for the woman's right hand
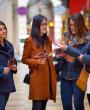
[53,40,67,51]
[34,52,48,59]
[3,67,10,74]
[37,58,46,64]
[9,65,17,71]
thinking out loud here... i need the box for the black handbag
[23,73,30,85]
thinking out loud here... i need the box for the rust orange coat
[22,37,57,102]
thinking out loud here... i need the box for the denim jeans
[60,79,85,110]
[0,93,10,110]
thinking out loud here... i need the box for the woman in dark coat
[0,21,17,110]
[22,15,57,110]
[54,36,90,107]
[53,13,87,110]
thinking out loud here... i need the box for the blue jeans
[0,93,10,110]
[60,79,85,110]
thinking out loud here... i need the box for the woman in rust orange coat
[22,15,57,110]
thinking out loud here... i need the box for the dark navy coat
[0,39,17,92]
[58,43,86,80]
[81,42,90,72]
[64,41,90,73]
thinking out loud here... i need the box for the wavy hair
[67,13,87,38]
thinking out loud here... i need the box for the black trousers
[87,94,90,106]
[32,100,47,110]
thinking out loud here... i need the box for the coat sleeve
[64,45,81,58]
[21,38,38,67]
[82,55,90,65]
[81,42,90,65]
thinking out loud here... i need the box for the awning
[69,0,87,15]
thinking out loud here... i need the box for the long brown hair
[67,13,87,39]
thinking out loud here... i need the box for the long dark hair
[0,21,7,32]
[67,13,87,38]
[31,15,48,48]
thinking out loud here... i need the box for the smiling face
[40,18,47,36]
[0,24,7,40]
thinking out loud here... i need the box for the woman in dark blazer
[0,21,17,110]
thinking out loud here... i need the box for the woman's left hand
[37,58,46,64]
[34,52,48,59]
[9,65,17,71]
[53,40,67,51]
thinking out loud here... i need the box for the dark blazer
[0,39,17,92]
